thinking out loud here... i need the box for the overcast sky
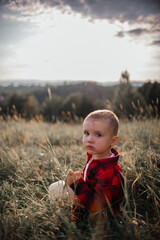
[0,0,160,83]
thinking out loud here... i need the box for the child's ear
[111,136,118,147]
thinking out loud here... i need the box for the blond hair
[84,109,119,136]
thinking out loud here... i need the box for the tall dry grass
[0,118,160,239]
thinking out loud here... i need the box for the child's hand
[74,171,81,179]
[67,169,81,186]
[67,169,76,186]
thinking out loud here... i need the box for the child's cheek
[83,139,86,147]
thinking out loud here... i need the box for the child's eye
[84,131,89,135]
[96,133,101,137]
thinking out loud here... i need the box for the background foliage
[0,81,159,121]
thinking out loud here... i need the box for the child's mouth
[87,145,94,149]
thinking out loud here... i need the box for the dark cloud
[115,25,160,44]
[44,0,160,22]
[0,0,160,23]
[83,0,159,22]
[36,0,160,27]
[116,31,125,38]
[116,28,149,38]
[152,40,160,46]
[127,28,149,36]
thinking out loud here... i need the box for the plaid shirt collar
[86,148,120,169]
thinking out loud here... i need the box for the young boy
[49,110,124,221]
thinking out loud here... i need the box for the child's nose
[88,135,94,142]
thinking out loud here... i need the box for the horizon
[0,78,159,88]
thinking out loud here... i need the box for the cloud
[116,26,158,37]
[116,28,148,38]
[115,23,160,44]
[0,0,159,46]
[0,2,42,45]
[127,28,149,36]
[1,0,160,23]
[152,40,160,46]
[40,0,160,22]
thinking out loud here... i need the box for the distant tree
[0,99,8,117]
[112,84,147,119]
[120,70,130,84]
[8,93,26,117]
[43,95,63,122]
[76,94,98,118]
[61,92,105,120]
[61,92,82,120]
[138,81,160,117]
[23,95,39,118]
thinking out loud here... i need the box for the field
[0,119,160,239]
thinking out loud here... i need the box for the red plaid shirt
[70,148,124,219]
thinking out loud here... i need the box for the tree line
[0,81,159,121]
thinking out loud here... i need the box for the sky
[0,0,160,83]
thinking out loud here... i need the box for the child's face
[83,119,118,159]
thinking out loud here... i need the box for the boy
[49,110,124,221]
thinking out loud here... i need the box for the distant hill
[0,79,149,104]
[0,81,118,103]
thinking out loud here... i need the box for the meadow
[0,118,160,239]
